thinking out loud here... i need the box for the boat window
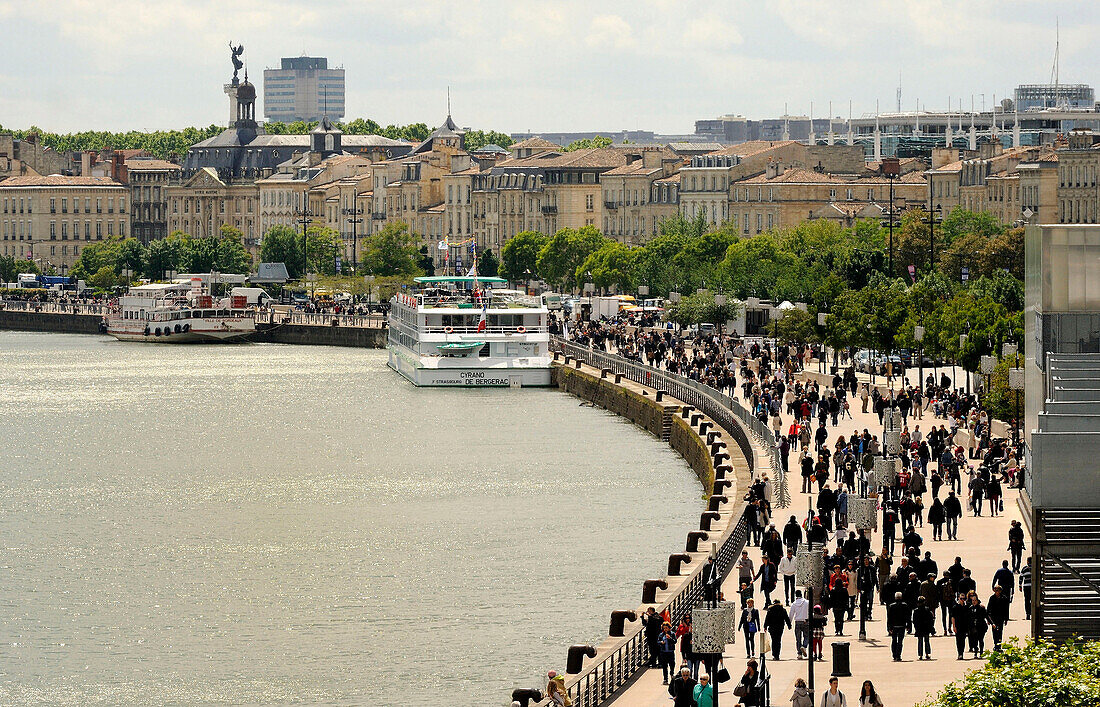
[479,344,490,357]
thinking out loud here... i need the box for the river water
[0,332,701,705]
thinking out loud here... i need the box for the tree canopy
[359,221,423,277]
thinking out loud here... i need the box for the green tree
[664,291,741,330]
[87,265,117,291]
[564,136,613,151]
[216,225,253,273]
[0,255,16,283]
[259,225,304,279]
[359,221,423,277]
[921,638,1100,707]
[476,248,500,279]
[576,241,637,292]
[305,224,342,276]
[774,308,819,344]
[144,234,185,279]
[535,225,609,290]
[499,231,548,282]
[463,130,515,152]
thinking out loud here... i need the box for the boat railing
[416,294,542,309]
[422,325,546,335]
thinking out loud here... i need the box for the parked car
[853,349,873,373]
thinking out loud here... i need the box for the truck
[229,287,273,306]
[590,296,620,322]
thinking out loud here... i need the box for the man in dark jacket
[886,592,912,661]
[755,555,779,606]
[913,596,936,660]
[987,586,1011,651]
[949,594,971,659]
[943,491,963,539]
[992,560,1015,602]
[668,667,697,707]
[763,599,792,660]
[783,515,803,553]
[642,607,664,666]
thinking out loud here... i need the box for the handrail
[0,300,108,316]
[516,338,783,707]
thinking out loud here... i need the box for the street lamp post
[914,325,925,396]
[294,203,314,287]
[343,190,363,275]
[881,158,901,278]
[923,205,943,274]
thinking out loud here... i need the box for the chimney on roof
[766,160,781,179]
[642,150,661,169]
[931,147,956,169]
[81,151,92,177]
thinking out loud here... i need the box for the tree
[664,291,741,330]
[144,234,185,279]
[564,136,613,151]
[499,231,547,282]
[575,241,637,292]
[359,221,423,277]
[216,225,253,273]
[476,248,499,280]
[535,225,609,290]
[305,224,342,276]
[774,308,819,344]
[0,255,16,283]
[259,225,304,279]
[87,265,117,291]
[463,130,515,152]
[921,638,1100,707]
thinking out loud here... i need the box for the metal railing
[0,300,108,316]
[531,511,751,707]
[256,311,386,329]
[552,336,790,506]
[517,338,784,707]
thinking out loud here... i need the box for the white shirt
[789,597,809,622]
[778,556,797,577]
[821,690,847,707]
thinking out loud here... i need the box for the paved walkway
[611,362,1027,707]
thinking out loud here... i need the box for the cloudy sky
[0,0,1094,135]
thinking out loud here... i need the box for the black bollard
[667,553,692,576]
[566,645,597,674]
[707,495,728,512]
[511,688,544,707]
[686,531,709,553]
[700,511,720,531]
[641,579,669,604]
[609,610,637,637]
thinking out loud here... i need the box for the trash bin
[831,641,851,677]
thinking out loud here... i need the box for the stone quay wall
[0,309,386,348]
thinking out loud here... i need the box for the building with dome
[167,63,412,256]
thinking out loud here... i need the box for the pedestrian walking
[738,599,761,658]
[950,594,971,659]
[858,680,883,707]
[790,677,812,707]
[1008,520,1025,572]
[913,596,935,660]
[886,592,911,661]
[1020,557,1033,620]
[668,667,697,707]
[764,599,791,660]
[987,586,1010,651]
[791,590,810,659]
[820,676,847,707]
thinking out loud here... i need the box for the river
[0,332,701,705]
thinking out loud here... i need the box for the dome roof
[236,80,256,101]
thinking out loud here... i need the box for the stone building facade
[126,158,180,244]
[0,175,128,269]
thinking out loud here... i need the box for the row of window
[171,197,253,214]
[1,196,124,215]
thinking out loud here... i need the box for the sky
[0,0,1096,136]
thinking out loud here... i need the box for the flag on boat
[477,297,488,332]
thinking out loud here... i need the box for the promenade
[610,357,1027,707]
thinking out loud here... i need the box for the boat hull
[106,320,255,343]
[387,347,552,388]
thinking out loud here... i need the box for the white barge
[387,275,552,387]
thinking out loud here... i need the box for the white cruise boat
[387,275,552,387]
[105,281,256,343]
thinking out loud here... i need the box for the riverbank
[0,307,386,347]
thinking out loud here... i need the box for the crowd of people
[549,317,1028,707]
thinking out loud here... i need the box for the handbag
[715,663,731,683]
[733,683,749,697]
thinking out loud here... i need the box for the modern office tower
[263,57,345,123]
